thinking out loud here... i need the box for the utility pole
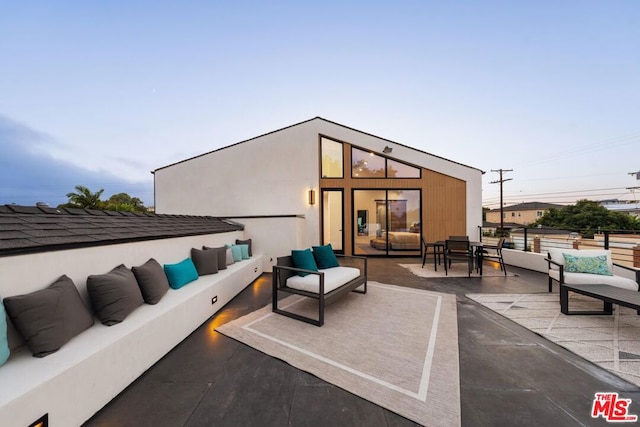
[490,169,513,237]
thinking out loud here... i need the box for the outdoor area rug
[216,282,460,426]
[400,263,517,279]
[467,293,640,387]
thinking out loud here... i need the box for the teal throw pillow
[312,244,340,269]
[164,258,199,289]
[228,245,243,262]
[237,244,250,260]
[0,295,9,366]
[563,254,612,276]
[291,248,319,277]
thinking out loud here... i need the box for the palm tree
[63,185,105,209]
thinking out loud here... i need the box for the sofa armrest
[547,257,564,284]
[613,263,640,288]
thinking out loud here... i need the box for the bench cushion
[285,266,361,294]
[4,275,95,357]
[88,265,145,326]
[131,258,170,305]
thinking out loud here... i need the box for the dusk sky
[1,1,639,208]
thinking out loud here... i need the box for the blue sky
[1,1,639,208]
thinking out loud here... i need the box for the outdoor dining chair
[444,239,473,277]
[481,238,507,275]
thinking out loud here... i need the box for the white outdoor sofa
[0,254,263,427]
[547,248,639,292]
[272,254,367,326]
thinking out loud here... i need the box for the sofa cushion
[191,248,219,275]
[236,238,252,256]
[549,270,639,290]
[88,264,145,326]
[286,266,361,294]
[291,248,318,277]
[0,295,10,366]
[4,275,94,357]
[563,253,612,276]
[204,246,228,270]
[132,258,170,304]
[548,248,613,269]
[312,244,340,269]
[164,258,199,289]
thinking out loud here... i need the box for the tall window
[321,137,343,178]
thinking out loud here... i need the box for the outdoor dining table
[422,240,484,275]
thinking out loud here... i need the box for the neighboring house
[486,202,563,226]
[599,199,640,218]
[153,117,484,262]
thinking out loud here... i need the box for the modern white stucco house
[153,117,483,267]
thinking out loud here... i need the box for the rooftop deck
[84,259,640,426]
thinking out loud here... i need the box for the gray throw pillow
[191,248,219,275]
[4,275,95,357]
[236,239,252,257]
[203,246,228,270]
[226,248,235,266]
[131,258,170,304]
[87,264,144,326]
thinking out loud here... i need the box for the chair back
[448,235,469,241]
[446,239,470,253]
[496,238,505,252]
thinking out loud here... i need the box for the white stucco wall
[154,118,484,250]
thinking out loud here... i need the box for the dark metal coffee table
[560,283,640,315]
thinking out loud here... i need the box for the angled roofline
[152,116,484,174]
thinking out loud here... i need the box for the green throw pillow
[312,244,340,269]
[0,295,9,366]
[291,248,319,277]
[563,254,612,276]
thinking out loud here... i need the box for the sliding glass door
[353,189,421,256]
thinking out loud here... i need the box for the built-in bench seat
[0,255,263,427]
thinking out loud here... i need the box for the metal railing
[479,226,640,267]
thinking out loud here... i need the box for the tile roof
[0,205,243,257]
[488,202,563,212]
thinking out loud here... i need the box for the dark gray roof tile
[0,231,32,239]
[64,208,89,215]
[0,205,243,256]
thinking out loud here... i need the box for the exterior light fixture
[383,146,392,154]
[308,189,316,205]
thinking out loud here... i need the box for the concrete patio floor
[83,258,640,426]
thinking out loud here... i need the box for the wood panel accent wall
[319,141,467,255]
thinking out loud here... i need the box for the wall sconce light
[383,146,392,154]
[308,189,316,205]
